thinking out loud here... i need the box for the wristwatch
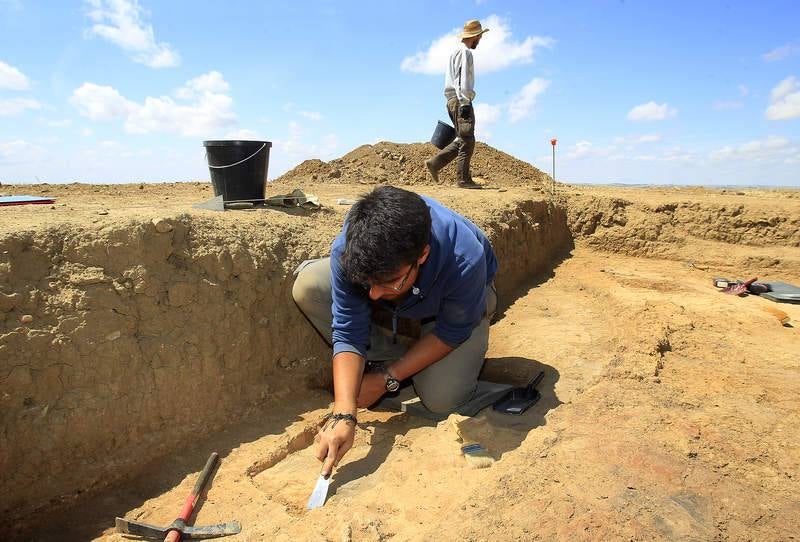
[382,365,400,392]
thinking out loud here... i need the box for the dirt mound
[273,141,551,188]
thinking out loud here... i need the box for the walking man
[292,185,498,475]
[426,19,489,189]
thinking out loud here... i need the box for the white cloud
[85,0,180,68]
[0,60,30,90]
[81,127,94,136]
[0,97,41,116]
[710,136,797,162]
[44,118,72,128]
[713,100,743,110]
[0,139,46,164]
[508,78,550,122]
[763,43,800,63]
[474,102,502,139]
[657,146,695,162]
[638,134,661,143]
[299,111,322,121]
[627,101,677,121]
[175,71,229,99]
[274,121,338,162]
[738,85,749,97]
[225,128,262,140]
[70,83,135,119]
[765,76,800,120]
[561,138,697,164]
[564,140,617,160]
[70,72,237,136]
[401,15,553,75]
[615,133,661,145]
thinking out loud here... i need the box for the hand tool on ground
[723,277,758,296]
[307,472,331,510]
[493,371,545,415]
[115,452,241,541]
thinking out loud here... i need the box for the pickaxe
[115,452,241,541]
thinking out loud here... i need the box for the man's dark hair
[341,185,431,287]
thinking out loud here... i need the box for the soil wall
[0,196,570,524]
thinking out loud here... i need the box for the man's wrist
[382,364,401,392]
[333,401,357,415]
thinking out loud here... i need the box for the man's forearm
[332,351,365,414]
[389,333,454,380]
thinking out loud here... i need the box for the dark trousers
[429,98,475,183]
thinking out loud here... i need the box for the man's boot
[425,159,440,183]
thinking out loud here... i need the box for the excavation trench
[0,189,571,529]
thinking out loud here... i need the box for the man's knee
[291,270,313,311]
[415,382,474,414]
[291,262,329,314]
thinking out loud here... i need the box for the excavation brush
[115,452,241,540]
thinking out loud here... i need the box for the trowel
[306,473,331,510]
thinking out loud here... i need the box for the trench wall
[0,198,570,524]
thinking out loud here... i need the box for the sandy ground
[3,164,800,540]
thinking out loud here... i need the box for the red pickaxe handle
[164,452,219,542]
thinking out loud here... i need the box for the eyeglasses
[372,262,417,292]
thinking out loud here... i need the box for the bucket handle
[207,142,267,169]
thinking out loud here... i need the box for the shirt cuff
[333,341,366,359]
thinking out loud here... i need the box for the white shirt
[444,43,475,106]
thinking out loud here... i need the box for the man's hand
[356,372,386,408]
[317,416,356,476]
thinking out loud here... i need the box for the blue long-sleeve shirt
[330,196,497,359]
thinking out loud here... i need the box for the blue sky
[1,0,798,185]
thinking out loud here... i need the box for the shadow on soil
[493,247,573,323]
[329,357,561,497]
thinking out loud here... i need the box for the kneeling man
[292,185,497,473]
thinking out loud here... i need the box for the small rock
[106,330,121,341]
[20,314,33,324]
[329,168,342,179]
[498,187,508,192]
[152,218,173,233]
[98,210,109,215]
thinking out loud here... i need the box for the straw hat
[461,19,489,39]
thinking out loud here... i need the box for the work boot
[457,179,482,190]
[425,159,440,183]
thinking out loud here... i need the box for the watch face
[386,378,400,392]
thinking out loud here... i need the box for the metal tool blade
[306,474,330,510]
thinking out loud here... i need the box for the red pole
[550,138,557,194]
[164,453,219,542]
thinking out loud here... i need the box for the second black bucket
[203,140,272,202]
[430,121,456,150]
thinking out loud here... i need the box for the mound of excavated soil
[273,141,552,189]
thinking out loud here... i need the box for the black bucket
[430,121,456,149]
[203,140,272,202]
